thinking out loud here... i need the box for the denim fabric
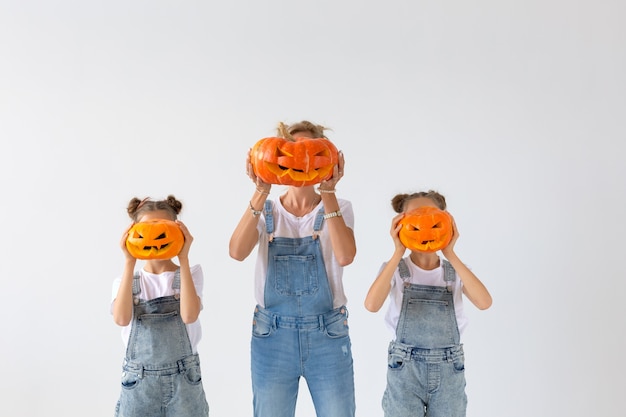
[382,260,466,417]
[382,343,466,417]
[251,202,355,417]
[115,270,209,417]
[251,306,355,417]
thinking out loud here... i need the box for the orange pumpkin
[250,135,339,187]
[398,206,453,253]
[126,219,184,260]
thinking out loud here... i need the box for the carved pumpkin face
[250,136,339,186]
[125,219,184,260]
[398,206,453,253]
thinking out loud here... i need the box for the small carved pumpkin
[125,219,184,260]
[250,127,338,187]
[398,206,453,253]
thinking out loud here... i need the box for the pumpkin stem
[277,122,295,142]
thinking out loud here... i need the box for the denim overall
[251,200,355,417]
[115,269,209,417]
[382,259,467,417]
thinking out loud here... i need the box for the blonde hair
[277,120,330,139]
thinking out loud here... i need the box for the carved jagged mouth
[266,162,329,180]
[143,243,170,251]
[137,232,172,251]
[279,165,306,173]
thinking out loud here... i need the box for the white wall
[1,1,624,416]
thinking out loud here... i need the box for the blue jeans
[115,271,209,417]
[115,354,209,417]
[251,306,356,417]
[382,342,467,417]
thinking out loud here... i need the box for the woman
[229,121,357,417]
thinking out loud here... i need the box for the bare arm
[112,225,137,326]
[441,216,492,310]
[229,151,270,261]
[176,221,202,323]
[364,213,406,312]
[319,151,356,266]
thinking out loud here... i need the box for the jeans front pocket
[387,353,406,371]
[453,354,465,373]
[252,310,273,338]
[184,364,203,385]
[120,370,141,390]
[324,314,350,339]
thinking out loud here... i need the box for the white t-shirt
[254,197,354,309]
[111,264,204,353]
[383,256,468,341]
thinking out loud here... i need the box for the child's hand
[120,223,136,261]
[176,220,194,260]
[391,213,407,255]
[441,214,459,258]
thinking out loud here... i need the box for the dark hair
[277,120,330,139]
[127,195,183,222]
[391,190,447,213]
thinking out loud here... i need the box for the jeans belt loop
[177,359,185,374]
[318,314,325,332]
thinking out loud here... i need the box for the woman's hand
[318,150,345,191]
[246,148,271,194]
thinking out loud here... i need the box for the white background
[1,1,624,416]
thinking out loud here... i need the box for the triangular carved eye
[155,232,166,240]
[432,222,442,229]
[276,148,292,157]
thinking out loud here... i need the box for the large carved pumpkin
[398,206,453,253]
[250,134,339,187]
[126,219,184,260]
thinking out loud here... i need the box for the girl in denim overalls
[365,191,492,417]
[230,121,357,417]
[111,195,209,417]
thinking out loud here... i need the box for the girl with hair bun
[365,190,492,417]
[111,195,209,417]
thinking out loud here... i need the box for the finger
[176,220,192,237]
[392,212,405,225]
[337,151,345,176]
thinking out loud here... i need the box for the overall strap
[264,200,274,241]
[442,259,456,283]
[312,206,326,239]
[398,258,411,283]
[132,271,141,296]
[171,268,181,291]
